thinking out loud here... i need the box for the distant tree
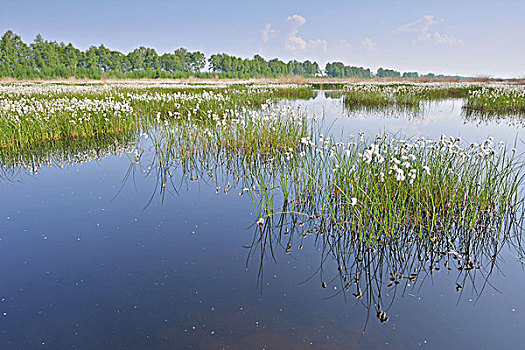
[0,30,34,78]
[127,47,146,72]
[402,72,419,79]
[61,43,81,77]
[376,67,401,78]
[325,62,371,78]
[268,58,288,76]
[187,51,205,73]
[160,53,183,74]
[0,30,443,80]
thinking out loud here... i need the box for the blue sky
[2,0,524,77]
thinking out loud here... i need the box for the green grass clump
[343,88,421,107]
[141,102,524,245]
[466,86,525,113]
[0,83,315,156]
[155,103,308,163]
[254,132,524,243]
[341,82,525,115]
[309,82,347,91]
[341,83,473,108]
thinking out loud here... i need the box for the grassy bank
[340,82,525,114]
[0,82,315,155]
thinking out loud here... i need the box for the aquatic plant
[340,82,525,114]
[341,82,473,107]
[117,101,310,205]
[466,85,525,113]
[260,132,524,244]
[119,113,525,326]
[4,81,522,243]
[122,98,525,247]
[0,82,314,155]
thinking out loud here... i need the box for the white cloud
[284,14,328,53]
[287,14,307,26]
[398,15,462,45]
[285,30,307,51]
[261,23,278,43]
[362,36,376,50]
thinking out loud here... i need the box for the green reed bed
[417,86,473,99]
[130,103,309,205]
[343,86,420,107]
[248,86,315,101]
[342,83,472,107]
[141,97,524,243]
[124,86,313,121]
[309,82,347,91]
[341,82,525,114]
[341,83,482,109]
[119,104,524,324]
[0,90,139,153]
[4,81,523,244]
[131,115,522,325]
[342,99,426,118]
[466,86,525,113]
[254,132,524,243]
[343,90,421,107]
[0,83,315,155]
[154,103,308,163]
[117,102,525,326]
[127,103,525,324]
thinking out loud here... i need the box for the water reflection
[0,131,138,181]
[2,97,525,348]
[463,109,525,128]
[123,129,525,331]
[337,93,525,128]
[341,94,426,120]
[249,204,524,327]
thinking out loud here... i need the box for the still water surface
[1,94,525,349]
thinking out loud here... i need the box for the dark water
[1,95,525,349]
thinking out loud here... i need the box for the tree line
[0,30,459,79]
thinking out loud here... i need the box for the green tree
[0,30,34,78]
[402,72,419,79]
[376,67,401,78]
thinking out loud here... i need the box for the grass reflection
[248,201,523,326]
[120,104,525,328]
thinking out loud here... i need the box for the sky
[1,0,524,78]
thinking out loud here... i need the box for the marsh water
[1,93,525,349]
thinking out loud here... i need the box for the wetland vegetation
[117,130,525,327]
[2,81,525,240]
[2,80,525,348]
[342,82,525,114]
